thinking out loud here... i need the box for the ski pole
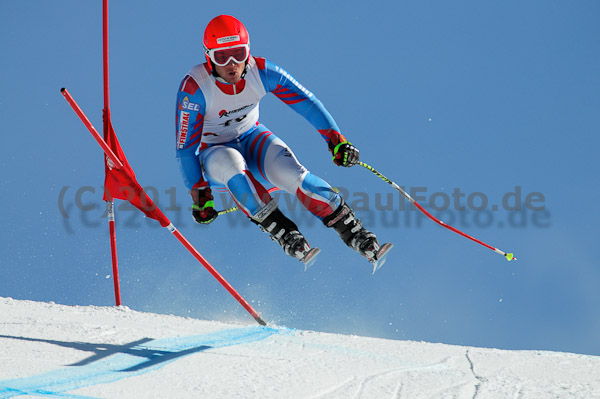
[218,206,240,216]
[217,187,280,216]
[359,161,516,261]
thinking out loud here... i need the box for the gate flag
[103,121,171,227]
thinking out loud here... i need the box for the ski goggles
[205,44,250,66]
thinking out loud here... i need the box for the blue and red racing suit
[175,56,344,219]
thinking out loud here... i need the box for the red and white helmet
[203,15,250,67]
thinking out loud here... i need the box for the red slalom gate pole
[61,87,124,305]
[60,88,123,170]
[61,89,266,325]
[102,0,110,111]
[166,224,267,326]
[101,0,122,306]
[62,0,264,323]
[107,201,121,306]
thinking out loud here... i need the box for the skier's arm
[175,78,218,224]
[256,58,358,166]
[175,76,206,190]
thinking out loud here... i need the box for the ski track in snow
[465,350,482,398]
[1,297,600,398]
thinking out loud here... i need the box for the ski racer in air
[175,15,391,269]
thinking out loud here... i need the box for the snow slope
[0,297,598,399]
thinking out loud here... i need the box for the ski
[370,243,393,274]
[301,247,321,271]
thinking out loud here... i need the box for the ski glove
[328,131,359,167]
[191,184,218,224]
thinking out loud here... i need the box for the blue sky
[2,1,599,355]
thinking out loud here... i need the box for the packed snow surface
[0,297,599,398]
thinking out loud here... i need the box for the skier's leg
[321,198,381,261]
[201,143,312,261]
[249,199,313,262]
[200,145,271,216]
[257,131,382,260]
[254,130,341,217]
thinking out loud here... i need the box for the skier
[175,15,391,269]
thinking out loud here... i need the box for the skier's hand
[333,142,359,167]
[328,131,359,167]
[191,186,218,224]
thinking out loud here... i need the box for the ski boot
[322,199,393,273]
[251,199,320,269]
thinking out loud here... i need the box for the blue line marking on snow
[0,388,99,399]
[0,326,278,398]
